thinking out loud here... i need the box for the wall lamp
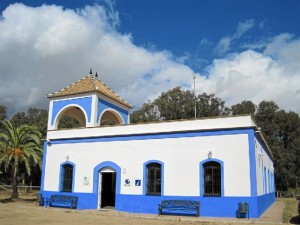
[42,139,52,147]
[208,151,212,159]
[47,139,52,147]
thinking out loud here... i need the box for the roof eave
[47,90,133,109]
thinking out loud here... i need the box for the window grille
[62,164,73,192]
[146,163,161,195]
[203,161,221,197]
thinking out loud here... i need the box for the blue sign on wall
[135,179,141,186]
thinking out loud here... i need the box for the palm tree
[0,120,42,198]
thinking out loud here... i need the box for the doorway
[99,168,116,209]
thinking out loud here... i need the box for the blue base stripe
[40,191,275,218]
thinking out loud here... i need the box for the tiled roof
[47,75,133,108]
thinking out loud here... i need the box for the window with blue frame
[146,163,161,195]
[203,161,221,197]
[62,164,73,192]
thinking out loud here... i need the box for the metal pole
[193,75,196,118]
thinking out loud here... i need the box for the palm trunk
[11,159,19,199]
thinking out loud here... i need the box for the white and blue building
[40,73,275,218]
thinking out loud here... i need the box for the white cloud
[0,3,194,116]
[214,36,232,55]
[199,38,212,46]
[0,4,299,117]
[242,39,270,50]
[98,0,120,29]
[234,19,255,38]
[197,35,300,113]
[215,19,255,55]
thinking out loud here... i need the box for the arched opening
[56,106,86,129]
[93,161,121,209]
[100,110,123,126]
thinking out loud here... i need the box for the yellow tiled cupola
[47,72,133,130]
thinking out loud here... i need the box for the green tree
[0,120,42,198]
[58,115,81,129]
[131,87,195,122]
[0,105,7,121]
[255,101,279,145]
[254,100,300,190]
[131,87,230,123]
[11,108,48,138]
[11,112,28,127]
[196,92,230,117]
[231,100,256,115]
[131,100,161,123]
[26,108,48,138]
[272,110,300,190]
[154,87,195,120]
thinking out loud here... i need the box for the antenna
[193,74,196,119]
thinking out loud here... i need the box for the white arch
[98,108,125,125]
[53,104,89,129]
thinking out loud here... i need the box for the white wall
[255,138,274,196]
[43,133,251,197]
[47,116,256,140]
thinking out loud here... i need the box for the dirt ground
[0,198,296,225]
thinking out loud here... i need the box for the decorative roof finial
[95,72,98,78]
[89,68,93,74]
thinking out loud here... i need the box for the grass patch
[281,198,298,223]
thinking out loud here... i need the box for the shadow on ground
[0,197,36,203]
[0,198,14,203]
[290,215,300,224]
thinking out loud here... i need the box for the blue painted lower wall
[257,192,276,216]
[40,190,275,218]
[41,191,98,209]
[116,195,265,218]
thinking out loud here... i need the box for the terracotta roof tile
[48,75,133,108]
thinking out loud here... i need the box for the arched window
[203,161,221,197]
[56,106,87,129]
[100,110,123,126]
[61,164,73,192]
[146,163,161,195]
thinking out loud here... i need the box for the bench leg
[158,205,162,215]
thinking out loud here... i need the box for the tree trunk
[11,159,19,199]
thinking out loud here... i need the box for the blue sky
[2,0,297,72]
[117,0,300,70]
[0,0,299,116]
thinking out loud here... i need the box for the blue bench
[49,195,78,209]
[158,200,200,217]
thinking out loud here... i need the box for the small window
[146,163,161,195]
[203,161,221,197]
[62,164,73,192]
